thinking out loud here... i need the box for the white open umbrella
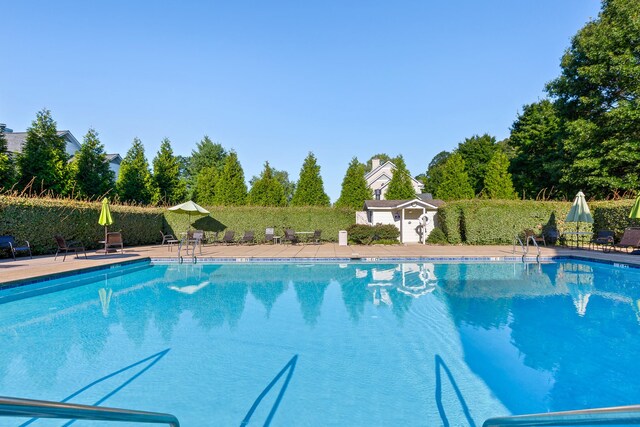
[167,200,210,231]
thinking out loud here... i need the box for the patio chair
[312,229,322,245]
[185,230,205,254]
[589,230,614,252]
[613,228,640,253]
[222,230,236,245]
[0,235,32,261]
[54,235,87,261]
[160,230,180,251]
[240,230,255,245]
[284,229,299,245]
[208,231,221,245]
[105,232,124,254]
[265,227,275,244]
[524,229,546,247]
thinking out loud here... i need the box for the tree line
[422,0,639,201]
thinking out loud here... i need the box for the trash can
[339,230,348,246]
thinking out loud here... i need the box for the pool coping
[2,253,640,291]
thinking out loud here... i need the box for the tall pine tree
[71,128,115,199]
[0,127,15,190]
[291,152,330,206]
[152,138,186,205]
[193,166,218,205]
[385,156,416,200]
[116,138,154,204]
[335,157,372,209]
[248,162,287,206]
[483,151,517,199]
[213,151,247,205]
[435,153,475,201]
[17,109,69,195]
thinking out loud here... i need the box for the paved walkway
[1,243,639,284]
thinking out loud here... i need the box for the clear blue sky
[1,0,602,201]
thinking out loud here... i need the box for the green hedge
[0,196,163,255]
[346,223,400,244]
[164,206,354,242]
[437,199,639,245]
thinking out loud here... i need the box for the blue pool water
[1,260,640,426]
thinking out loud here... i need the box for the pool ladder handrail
[177,238,198,264]
[512,234,541,263]
[483,403,640,426]
[0,395,180,426]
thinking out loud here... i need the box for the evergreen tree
[0,128,15,190]
[483,151,517,199]
[291,152,330,206]
[189,136,227,177]
[213,151,247,205]
[250,168,295,204]
[17,109,69,194]
[152,138,186,205]
[456,134,498,195]
[422,151,451,195]
[435,153,474,201]
[385,156,417,200]
[248,162,287,206]
[364,154,401,172]
[335,157,372,209]
[192,166,218,205]
[116,138,153,204]
[71,128,115,199]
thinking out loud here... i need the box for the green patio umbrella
[565,191,594,248]
[629,195,640,220]
[167,200,210,231]
[98,197,114,245]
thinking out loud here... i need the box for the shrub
[346,223,400,245]
[426,227,448,244]
[437,204,462,244]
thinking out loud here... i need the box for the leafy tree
[213,151,247,205]
[364,154,400,172]
[248,162,287,206]
[0,128,15,190]
[152,138,186,205]
[17,109,69,194]
[546,0,640,197]
[291,152,330,206]
[249,167,295,204]
[116,138,154,204]
[421,150,451,195]
[189,136,227,177]
[456,134,498,195]
[192,166,218,205]
[335,157,372,209]
[508,100,565,198]
[483,151,517,199]
[435,153,474,201]
[385,155,417,200]
[71,128,115,199]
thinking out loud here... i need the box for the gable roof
[105,153,122,164]
[364,198,444,210]
[364,160,424,190]
[4,131,81,154]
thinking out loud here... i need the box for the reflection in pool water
[1,261,639,425]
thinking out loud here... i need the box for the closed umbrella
[98,197,114,252]
[629,195,640,220]
[167,200,210,232]
[565,191,594,248]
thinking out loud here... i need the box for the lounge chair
[240,231,255,245]
[265,227,275,244]
[284,229,299,245]
[613,228,640,253]
[0,235,32,260]
[54,235,87,261]
[222,230,236,245]
[105,232,124,254]
[524,229,546,247]
[589,230,614,252]
[312,229,322,245]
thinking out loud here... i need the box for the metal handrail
[512,235,526,255]
[483,404,640,426]
[0,396,180,426]
[525,235,542,260]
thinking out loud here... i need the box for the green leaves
[116,138,154,204]
[335,157,372,209]
[483,151,517,199]
[152,138,186,205]
[248,162,287,207]
[384,156,417,200]
[291,152,330,207]
[435,153,475,201]
[213,151,248,206]
[72,128,115,199]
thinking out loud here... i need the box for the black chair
[222,230,236,245]
[54,235,87,261]
[265,227,275,244]
[312,229,322,244]
[0,236,32,260]
[240,231,255,244]
[590,230,614,252]
[284,229,299,245]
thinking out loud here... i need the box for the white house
[365,158,424,200]
[2,127,121,178]
[357,195,444,244]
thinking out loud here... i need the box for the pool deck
[1,243,639,284]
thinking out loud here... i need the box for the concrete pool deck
[1,242,639,284]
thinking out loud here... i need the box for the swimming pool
[1,260,640,425]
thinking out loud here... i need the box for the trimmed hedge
[346,223,400,245]
[164,206,354,242]
[437,199,639,245]
[0,196,163,255]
